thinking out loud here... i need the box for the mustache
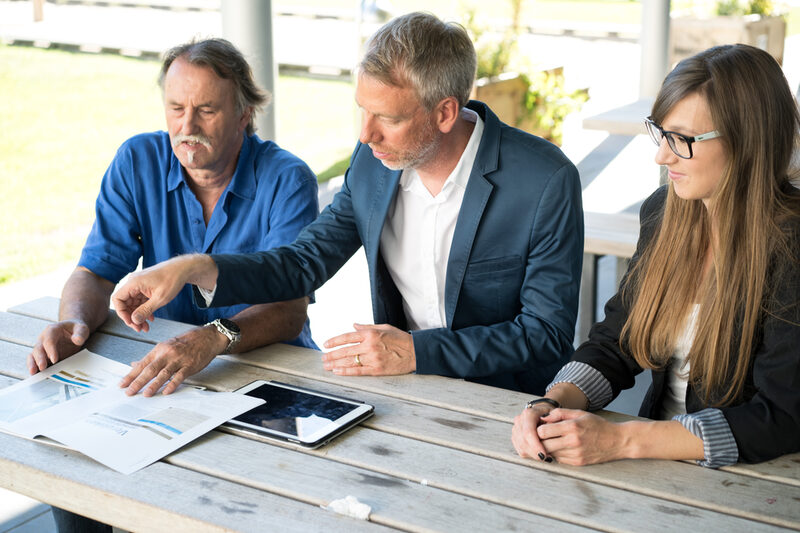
[172,134,212,149]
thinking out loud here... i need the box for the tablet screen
[227,381,373,446]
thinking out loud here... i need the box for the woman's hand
[511,403,557,461]
[537,409,631,466]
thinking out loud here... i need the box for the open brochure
[0,349,263,474]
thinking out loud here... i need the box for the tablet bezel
[223,380,374,448]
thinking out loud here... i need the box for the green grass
[2,0,799,285]
[0,44,355,285]
[0,46,162,284]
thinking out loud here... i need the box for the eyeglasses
[644,117,721,159]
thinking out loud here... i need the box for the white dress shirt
[379,108,484,330]
[660,304,700,420]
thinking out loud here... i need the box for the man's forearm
[223,297,309,353]
[181,254,219,291]
[58,267,116,331]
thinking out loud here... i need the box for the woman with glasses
[512,43,800,467]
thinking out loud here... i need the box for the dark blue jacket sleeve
[200,162,363,307]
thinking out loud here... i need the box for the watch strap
[206,318,241,354]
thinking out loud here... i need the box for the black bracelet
[525,398,560,410]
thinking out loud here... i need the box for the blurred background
[2,0,798,289]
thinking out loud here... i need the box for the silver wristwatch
[206,318,241,354]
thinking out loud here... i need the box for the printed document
[0,349,263,474]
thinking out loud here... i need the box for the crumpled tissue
[325,495,371,520]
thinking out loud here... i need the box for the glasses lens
[645,120,661,147]
[666,133,691,158]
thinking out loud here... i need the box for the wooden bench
[578,211,640,344]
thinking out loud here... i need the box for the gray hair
[159,38,269,136]
[359,12,477,110]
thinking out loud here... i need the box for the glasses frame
[644,117,721,159]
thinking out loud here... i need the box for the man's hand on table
[27,319,91,374]
[322,323,416,376]
[119,325,228,396]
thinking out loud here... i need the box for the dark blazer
[206,101,584,394]
[573,186,800,463]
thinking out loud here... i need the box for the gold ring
[354,354,362,366]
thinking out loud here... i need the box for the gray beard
[378,131,441,171]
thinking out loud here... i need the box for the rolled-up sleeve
[674,408,739,467]
[548,361,613,411]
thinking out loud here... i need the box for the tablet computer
[222,380,374,449]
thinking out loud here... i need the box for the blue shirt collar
[166,133,255,199]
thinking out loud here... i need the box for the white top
[379,109,484,330]
[660,304,701,420]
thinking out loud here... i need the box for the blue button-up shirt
[79,131,319,348]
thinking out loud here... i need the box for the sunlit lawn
[2,0,799,286]
[0,44,356,285]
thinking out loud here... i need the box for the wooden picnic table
[0,297,798,532]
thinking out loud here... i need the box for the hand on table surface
[322,323,416,376]
[27,320,90,374]
[535,409,628,466]
[118,325,227,396]
[511,401,559,462]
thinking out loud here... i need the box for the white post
[639,0,671,98]
[222,0,277,141]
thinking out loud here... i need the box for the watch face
[218,318,241,334]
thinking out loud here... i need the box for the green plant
[462,0,588,144]
[715,0,775,15]
[521,71,589,145]
[463,2,520,79]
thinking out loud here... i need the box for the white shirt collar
[399,108,484,199]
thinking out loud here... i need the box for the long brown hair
[621,44,800,406]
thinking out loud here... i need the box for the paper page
[0,349,264,474]
[45,385,263,475]
[0,350,130,437]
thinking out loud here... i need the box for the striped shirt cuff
[547,361,613,411]
[674,408,739,468]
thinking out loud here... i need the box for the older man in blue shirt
[27,38,318,399]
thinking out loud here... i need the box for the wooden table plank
[168,432,593,533]
[0,431,390,533]
[0,341,30,380]
[723,460,800,488]
[2,365,783,532]
[7,298,543,422]
[253,424,789,532]
[4,306,800,529]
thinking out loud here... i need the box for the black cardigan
[572,186,800,463]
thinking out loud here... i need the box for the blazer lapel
[444,171,493,327]
[444,100,501,327]
[364,166,402,273]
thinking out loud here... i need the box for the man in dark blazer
[114,12,584,395]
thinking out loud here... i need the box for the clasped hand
[322,323,416,376]
[512,407,628,466]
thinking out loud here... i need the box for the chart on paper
[0,354,128,424]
